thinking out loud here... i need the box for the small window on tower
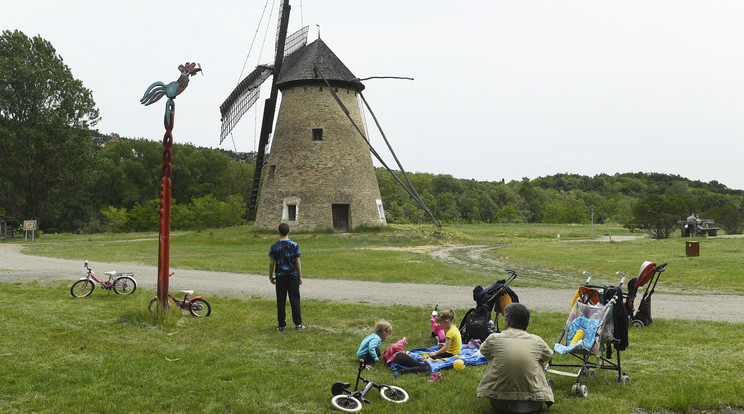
[312,128,324,141]
[287,204,297,221]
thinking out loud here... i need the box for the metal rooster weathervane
[140,62,201,308]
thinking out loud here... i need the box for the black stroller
[459,270,519,343]
[625,262,667,328]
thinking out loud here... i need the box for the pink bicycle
[147,272,211,317]
[71,260,137,297]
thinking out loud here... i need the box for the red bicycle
[71,260,137,297]
[147,272,211,317]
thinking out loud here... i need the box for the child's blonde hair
[374,319,393,336]
[436,309,455,324]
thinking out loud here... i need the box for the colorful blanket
[390,345,488,373]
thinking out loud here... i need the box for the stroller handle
[615,271,626,285]
[582,271,592,284]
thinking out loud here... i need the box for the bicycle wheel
[148,297,161,312]
[188,298,211,317]
[331,395,362,413]
[113,276,137,295]
[380,386,409,403]
[70,280,95,297]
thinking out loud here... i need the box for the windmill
[220,0,438,231]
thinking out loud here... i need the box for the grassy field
[3,223,743,412]
[1,282,742,413]
[18,223,744,293]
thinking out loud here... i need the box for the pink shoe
[428,372,443,382]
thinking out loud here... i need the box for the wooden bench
[677,219,720,237]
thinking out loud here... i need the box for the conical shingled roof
[276,38,365,92]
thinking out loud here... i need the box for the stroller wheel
[572,384,588,398]
[547,378,555,390]
[581,368,596,378]
[631,320,645,329]
[616,375,631,384]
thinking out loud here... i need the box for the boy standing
[269,223,304,331]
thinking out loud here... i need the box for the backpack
[459,304,492,343]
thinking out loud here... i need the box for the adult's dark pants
[275,275,302,327]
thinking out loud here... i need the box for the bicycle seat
[179,290,194,295]
[104,271,117,276]
[331,381,350,396]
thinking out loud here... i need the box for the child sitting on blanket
[357,320,392,369]
[426,309,462,360]
[383,337,432,378]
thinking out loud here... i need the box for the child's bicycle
[330,360,409,412]
[147,272,211,317]
[71,260,137,297]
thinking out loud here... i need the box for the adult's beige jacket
[476,328,555,403]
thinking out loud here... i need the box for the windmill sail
[219,66,272,143]
[284,26,309,57]
[219,25,308,145]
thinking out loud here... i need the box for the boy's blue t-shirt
[357,333,382,361]
[269,239,301,276]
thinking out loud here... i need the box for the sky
[4,1,744,190]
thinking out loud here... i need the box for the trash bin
[686,241,699,257]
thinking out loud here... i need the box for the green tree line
[376,170,743,234]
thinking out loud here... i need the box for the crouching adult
[476,303,554,413]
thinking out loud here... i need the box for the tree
[0,30,100,232]
[628,194,694,239]
[543,192,589,224]
[708,201,743,235]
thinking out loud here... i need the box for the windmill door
[332,204,350,232]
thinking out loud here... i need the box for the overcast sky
[4,1,743,190]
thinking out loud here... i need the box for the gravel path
[1,244,742,323]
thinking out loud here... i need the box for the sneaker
[295,324,306,331]
[428,372,443,382]
[276,326,285,331]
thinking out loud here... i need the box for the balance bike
[330,360,409,412]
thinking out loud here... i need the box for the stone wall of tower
[254,84,387,232]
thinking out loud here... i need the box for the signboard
[24,220,38,241]
[23,220,37,231]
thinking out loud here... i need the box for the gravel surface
[2,244,742,323]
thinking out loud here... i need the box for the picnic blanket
[390,345,488,373]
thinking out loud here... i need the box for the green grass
[18,224,744,293]
[1,282,742,413]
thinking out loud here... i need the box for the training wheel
[631,320,645,329]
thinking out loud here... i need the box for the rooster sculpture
[140,62,202,106]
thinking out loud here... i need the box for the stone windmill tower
[254,38,386,232]
[220,0,435,231]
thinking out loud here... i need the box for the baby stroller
[546,272,630,398]
[625,262,667,328]
[459,270,519,343]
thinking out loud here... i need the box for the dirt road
[1,244,741,323]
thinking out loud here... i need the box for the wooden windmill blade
[219,65,273,143]
[218,26,308,143]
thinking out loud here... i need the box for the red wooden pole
[158,106,175,307]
